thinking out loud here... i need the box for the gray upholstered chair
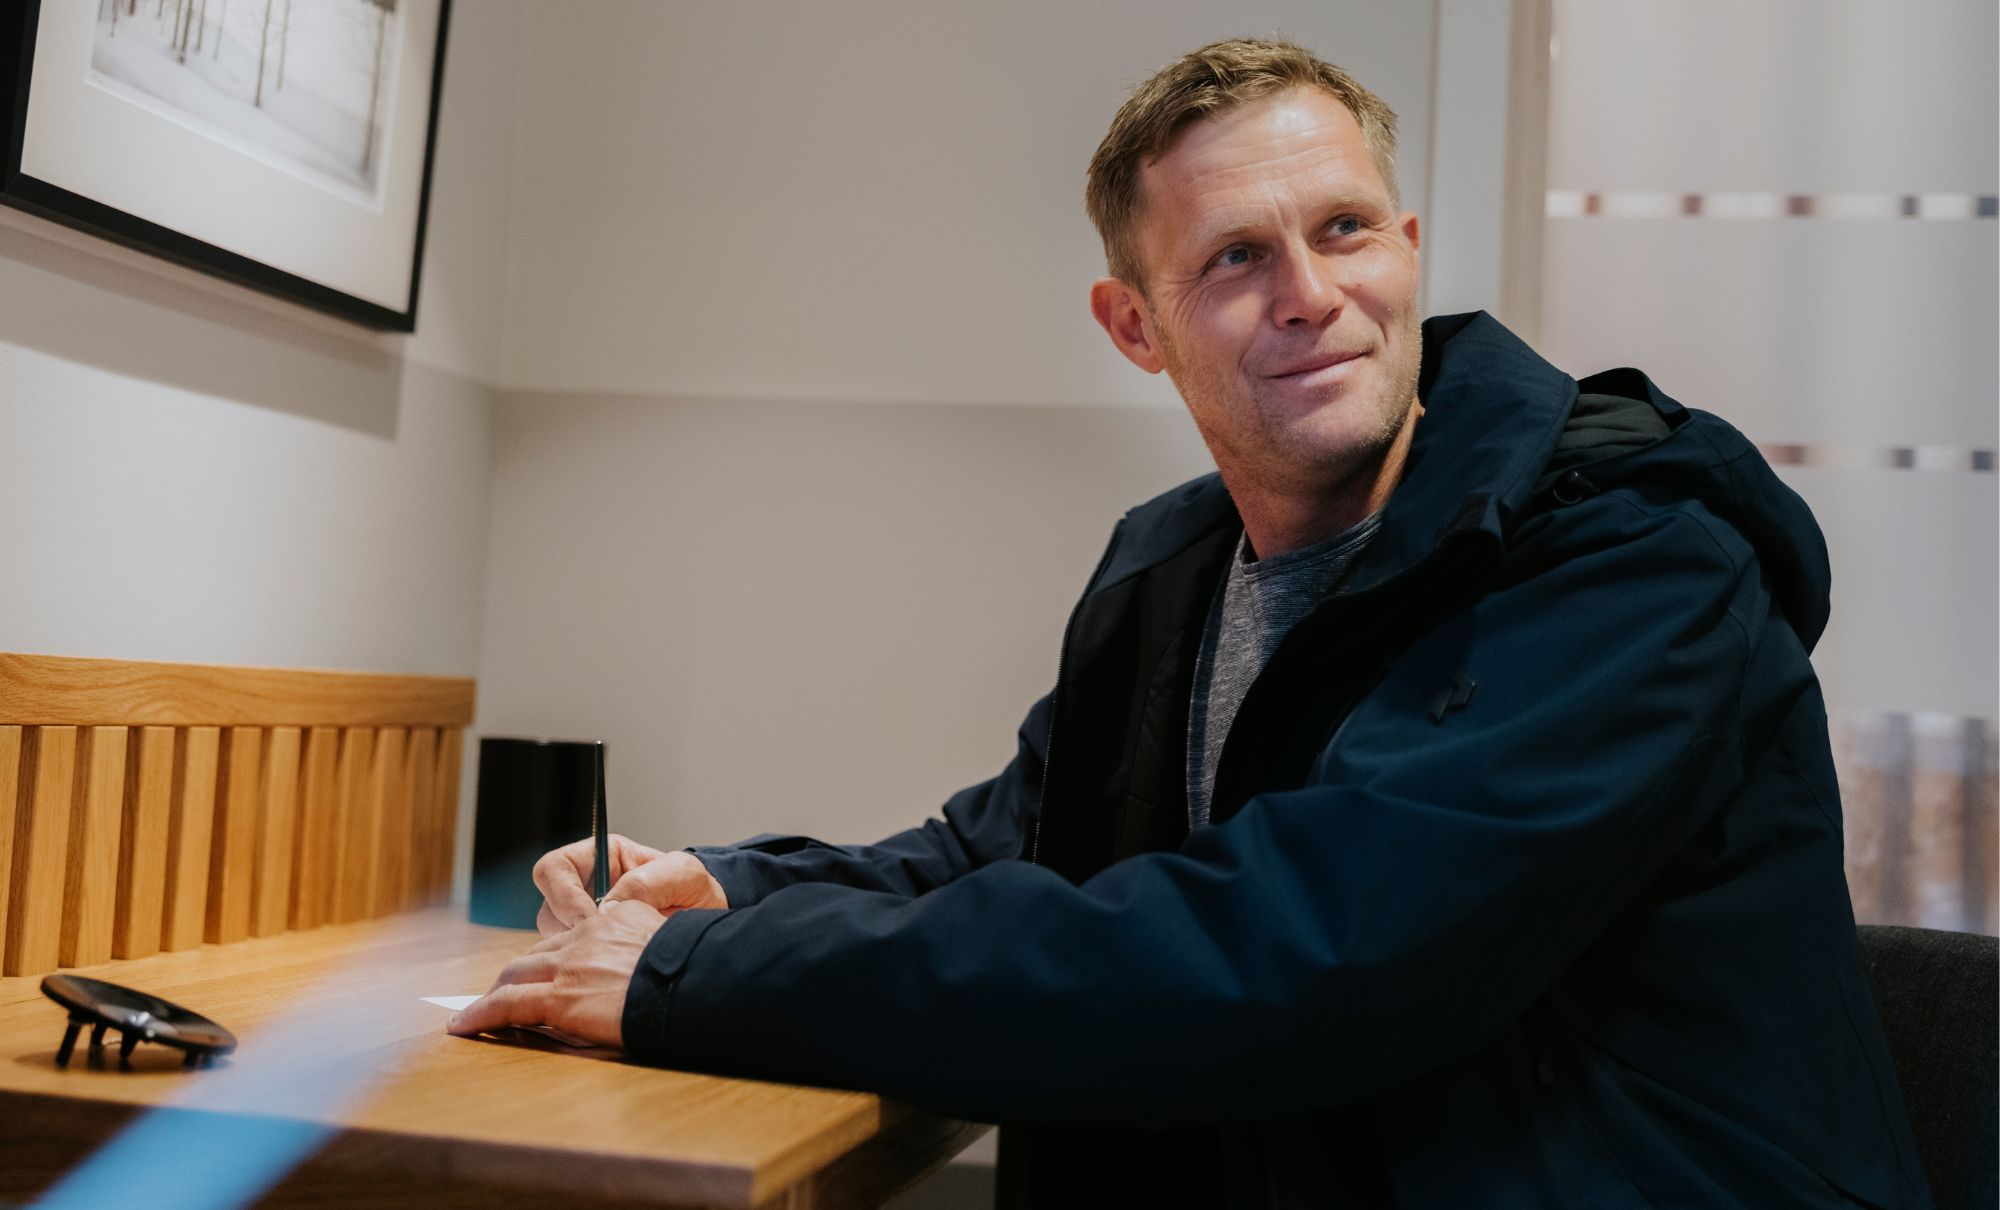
[1856,924,1999,1210]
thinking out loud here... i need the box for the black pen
[592,741,610,902]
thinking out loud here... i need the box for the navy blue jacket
[625,312,1931,1208]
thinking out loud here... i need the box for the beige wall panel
[206,727,263,944]
[0,726,19,971]
[332,728,378,924]
[292,727,341,930]
[253,726,302,937]
[402,727,438,911]
[162,726,220,952]
[114,726,176,959]
[59,726,128,968]
[433,728,463,901]
[5,726,76,976]
[370,727,408,919]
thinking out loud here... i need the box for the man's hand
[532,834,728,936]
[447,898,667,1048]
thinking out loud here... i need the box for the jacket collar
[1347,310,1578,591]
[1096,311,1579,594]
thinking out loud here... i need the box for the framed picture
[1,0,451,331]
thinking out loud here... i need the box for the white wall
[495,0,1437,406]
[478,394,1213,851]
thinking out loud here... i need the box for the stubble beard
[1162,307,1424,502]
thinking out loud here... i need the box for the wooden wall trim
[1,657,472,976]
[0,654,475,728]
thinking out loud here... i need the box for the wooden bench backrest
[0,654,474,976]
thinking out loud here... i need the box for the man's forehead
[1132,109,1386,263]
[1135,92,1381,218]
[1145,89,1369,183]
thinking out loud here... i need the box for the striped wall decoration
[1757,444,1996,473]
[1548,190,2000,220]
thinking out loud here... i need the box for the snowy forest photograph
[90,0,405,200]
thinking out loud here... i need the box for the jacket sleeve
[686,693,1050,907]
[623,498,1761,1127]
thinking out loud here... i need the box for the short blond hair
[1085,37,1401,291]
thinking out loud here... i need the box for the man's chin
[1268,405,1413,489]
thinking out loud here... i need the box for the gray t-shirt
[1186,514,1382,830]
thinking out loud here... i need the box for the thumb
[604,854,699,910]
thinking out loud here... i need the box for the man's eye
[1212,246,1253,269]
[1331,216,1364,237]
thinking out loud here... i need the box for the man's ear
[1401,210,1420,251]
[1089,277,1166,374]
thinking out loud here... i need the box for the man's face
[1092,88,1423,500]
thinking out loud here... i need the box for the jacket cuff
[622,906,731,1064]
[685,842,791,908]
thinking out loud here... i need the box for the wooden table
[0,909,985,1208]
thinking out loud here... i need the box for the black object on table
[40,973,236,1070]
[469,737,603,929]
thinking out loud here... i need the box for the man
[451,39,1930,1208]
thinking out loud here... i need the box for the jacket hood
[1100,311,1833,650]
[1557,365,1834,652]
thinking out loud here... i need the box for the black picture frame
[0,0,452,332]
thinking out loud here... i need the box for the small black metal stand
[41,974,236,1070]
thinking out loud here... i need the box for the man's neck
[1231,400,1422,561]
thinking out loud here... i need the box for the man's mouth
[1266,349,1365,379]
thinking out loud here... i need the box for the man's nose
[1270,248,1344,328]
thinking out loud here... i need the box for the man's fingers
[535,903,563,937]
[604,852,695,909]
[447,981,559,1038]
[486,952,559,993]
[604,867,658,905]
[532,843,600,929]
[606,851,728,913]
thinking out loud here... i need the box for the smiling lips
[1266,349,1366,379]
